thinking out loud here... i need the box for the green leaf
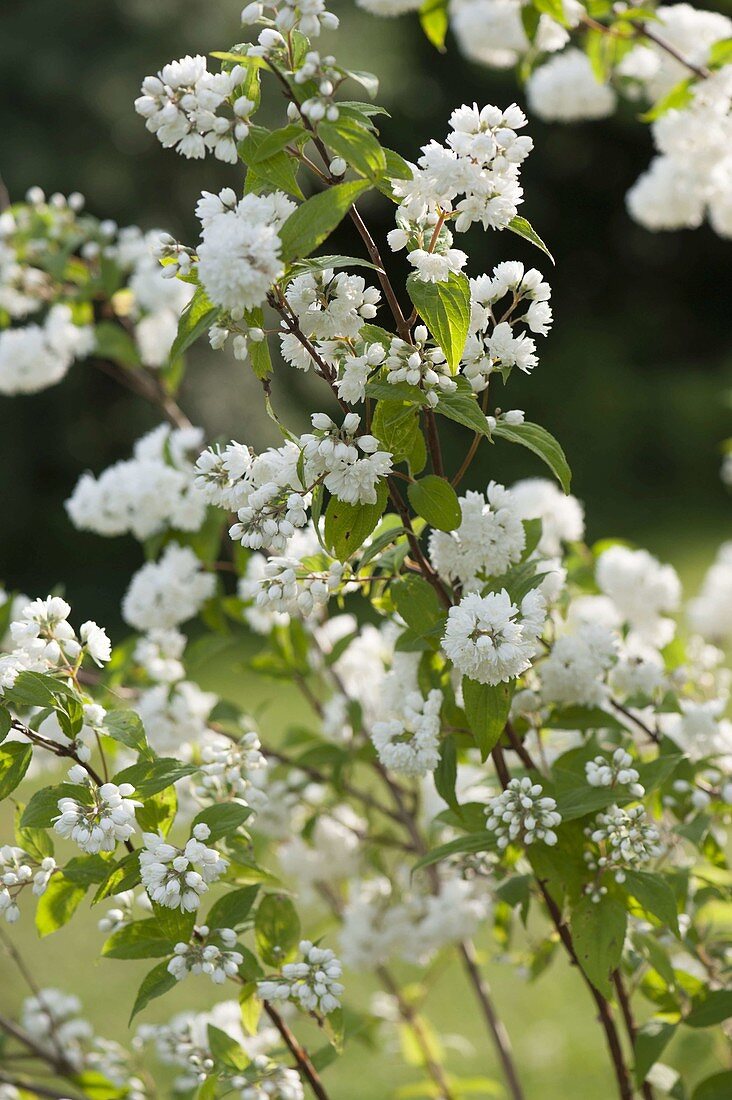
[324,479,388,561]
[102,919,175,960]
[63,855,113,886]
[319,118,387,182]
[623,870,679,935]
[492,421,571,493]
[640,78,693,123]
[554,783,621,822]
[21,783,88,829]
[113,758,198,798]
[634,1018,677,1086]
[135,783,177,837]
[419,0,449,50]
[129,959,177,1022]
[462,678,513,761]
[436,391,492,437]
[289,254,383,279]
[344,69,380,98]
[244,306,272,380]
[0,706,11,743]
[208,1024,250,1071]
[406,272,471,373]
[408,475,461,532]
[92,850,141,904]
[279,180,371,264]
[94,321,142,369]
[412,831,497,875]
[391,574,443,637]
[372,400,423,465]
[192,801,252,843]
[506,216,554,263]
[255,893,301,967]
[434,735,458,810]
[35,875,87,937]
[4,670,78,709]
[103,710,148,755]
[206,885,260,931]
[169,286,219,364]
[248,123,308,162]
[692,1072,732,1100]
[684,990,732,1029]
[570,894,627,998]
[709,37,732,69]
[0,741,33,799]
[241,125,304,199]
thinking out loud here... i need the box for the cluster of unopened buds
[242,0,339,39]
[53,768,140,854]
[291,51,341,122]
[257,939,344,1014]
[584,805,662,890]
[585,749,645,798]
[139,823,228,911]
[193,730,269,808]
[168,926,244,984]
[153,234,196,280]
[485,777,562,849]
[385,327,456,406]
[0,846,56,923]
[255,556,346,616]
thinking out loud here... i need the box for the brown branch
[425,408,445,477]
[264,1001,332,1100]
[458,941,526,1100]
[580,14,710,81]
[614,972,654,1100]
[89,357,192,431]
[0,1070,85,1100]
[377,967,457,1100]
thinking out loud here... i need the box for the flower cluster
[443,588,546,685]
[0,595,111,694]
[135,56,255,163]
[53,770,140,854]
[66,425,206,540]
[300,412,392,505]
[392,103,533,234]
[139,823,228,911]
[122,543,216,631]
[384,327,456,406]
[0,846,56,923]
[485,777,562,849]
[429,481,526,590]
[585,750,645,798]
[168,926,244,984]
[371,688,443,776]
[258,940,344,1014]
[0,304,93,396]
[585,805,662,884]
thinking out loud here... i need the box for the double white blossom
[442,588,546,685]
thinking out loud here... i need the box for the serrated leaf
[255,893,301,967]
[0,741,33,798]
[320,119,386,182]
[408,475,461,531]
[192,801,252,843]
[129,959,177,1022]
[113,758,198,798]
[324,479,388,561]
[289,254,383,279]
[406,272,471,373]
[436,391,492,436]
[279,180,371,264]
[462,678,513,761]
[391,574,443,637]
[102,919,175,960]
[21,783,88,829]
[169,286,219,364]
[506,216,554,264]
[434,735,458,810]
[492,421,571,493]
[35,875,87,937]
[412,831,497,874]
[103,710,149,755]
[571,894,627,998]
[623,870,679,935]
[692,1071,732,1100]
[684,990,732,1029]
[208,1024,250,1070]
[249,123,307,162]
[206,886,260,931]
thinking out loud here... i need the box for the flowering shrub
[357,0,732,237]
[0,4,730,1100]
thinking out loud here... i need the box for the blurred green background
[0,2,730,1096]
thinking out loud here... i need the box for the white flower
[122,544,216,631]
[371,689,443,776]
[509,478,584,557]
[0,305,92,395]
[300,412,392,505]
[596,545,680,646]
[585,749,644,798]
[527,49,616,123]
[585,805,661,883]
[139,824,227,912]
[258,940,343,1015]
[429,482,525,590]
[442,588,546,685]
[54,779,140,854]
[539,623,617,707]
[197,192,295,315]
[384,326,455,407]
[485,777,561,848]
[80,621,112,666]
[168,928,244,984]
[688,542,732,642]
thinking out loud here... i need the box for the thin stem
[89,356,192,430]
[458,941,526,1100]
[451,386,490,489]
[580,14,710,81]
[0,1071,85,1100]
[264,1001,331,1100]
[387,479,452,608]
[614,972,654,1100]
[0,931,73,1075]
[425,408,444,477]
[377,967,457,1100]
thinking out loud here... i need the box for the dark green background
[1,0,729,625]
